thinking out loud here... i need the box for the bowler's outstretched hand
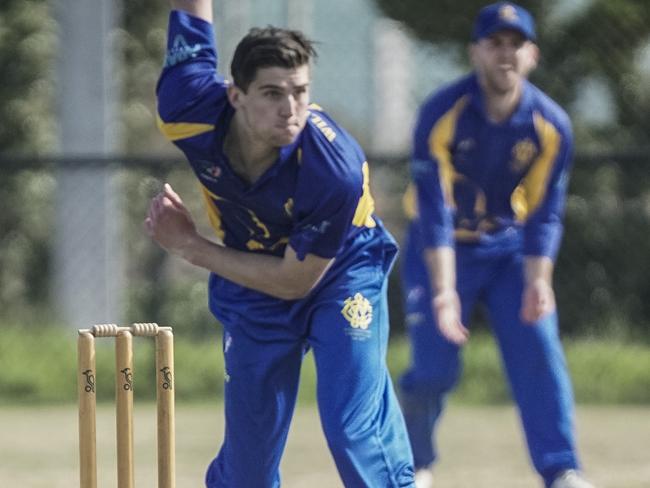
[145,183,198,256]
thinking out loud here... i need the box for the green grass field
[2,327,649,486]
[1,403,648,487]
[3,327,650,405]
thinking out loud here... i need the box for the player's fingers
[521,297,554,324]
[161,195,177,211]
[156,193,172,215]
[454,321,470,344]
[145,201,153,221]
[458,321,469,336]
[164,183,184,207]
[163,184,194,219]
[151,195,163,219]
[520,302,536,324]
[520,288,538,324]
[147,198,158,221]
[143,217,154,236]
[537,299,555,320]
[147,197,163,234]
[447,328,468,345]
[439,319,469,345]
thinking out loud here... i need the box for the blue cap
[472,2,536,42]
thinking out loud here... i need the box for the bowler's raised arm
[170,0,212,22]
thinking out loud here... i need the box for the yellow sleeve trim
[199,185,225,243]
[510,112,561,222]
[157,114,214,142]
[428,96,469,208]
[352,162,377,228]
[402,183,418,220]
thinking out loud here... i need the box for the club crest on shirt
[510,138,537,172]
[341,293,373,340]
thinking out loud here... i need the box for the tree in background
[0,0,215,329]
[374,0,650,147]
[120,0,217,334]
[0,0,57,318]
[121,0,169,153]
[1,0,649,337]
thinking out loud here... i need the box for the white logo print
[224,332,233,353]
[165,35,203,67]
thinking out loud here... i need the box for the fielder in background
[399,3,594,488]
[146,1,415,486]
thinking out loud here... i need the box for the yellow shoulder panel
[199,185,225,243]
[510,112,561,222]
[402,183,418,220]
[157,114,214,142]
[428,96,469,208]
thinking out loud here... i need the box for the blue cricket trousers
[398,224,580,487]
[205,230,415,487]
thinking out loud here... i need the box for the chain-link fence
[1,150,648,340]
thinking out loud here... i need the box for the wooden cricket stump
[77,323,176,488]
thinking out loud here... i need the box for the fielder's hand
[433,289,469,345]
[144,183,198,256]
[520,278,556,324]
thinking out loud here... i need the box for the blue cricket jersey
[156,11,392,320]
[405,73,573,259]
